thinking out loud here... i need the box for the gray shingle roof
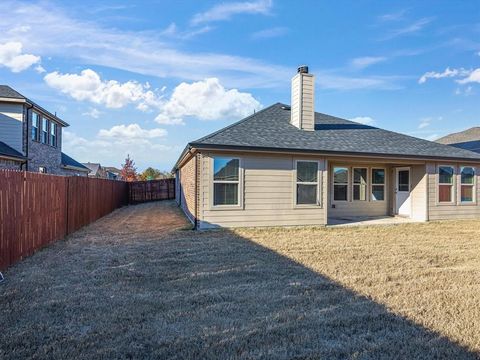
[61,153,89,171]
[189,103,480,161]
[0,85,25,99]
[436,127,480,153]
[0,141,25,160]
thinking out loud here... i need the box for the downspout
[194,153,198,230]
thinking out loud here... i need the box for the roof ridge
[190,103,283,145]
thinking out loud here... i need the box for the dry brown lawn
[1,201,480,359]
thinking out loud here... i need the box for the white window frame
[459,166,476,205]
[437,165,455,205]
[352,167,368,202]
[371,168,386,202]
[41,117,49,144]
[39,166,47,174]
[294,159,321,208]
[31,111,40,141]
[210,156,243,210]
[332,166,349,202]
[50,122,57,147]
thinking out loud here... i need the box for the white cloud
[98,124,167,139]
[44,69,163,110]
[160,22,213,40]
[82,108,101,119]
[456,68,480,84]
[63,126,176,171]
[418,117,431,129]
[0,41,40,72]
[155,78,262,125]
[378,9,407,22]
[382,17,434,40]
[251,27,289,39]
[34,64,46,73]
[350,56,387,70]
[350,116,375,125]
[191,0,272,25]
[419,67,479,84]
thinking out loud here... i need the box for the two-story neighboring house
[0,85,89,176]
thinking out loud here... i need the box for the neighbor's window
[50,122,57,147]
[296,161,319,205]
[333,167,348,201]
[460,166,475,203]
[31,112,40,141]
[353,168,367,201]
[213,157,240,206]
[438,166,454,203]
[371,168,385,201]
[41,118,48,144]
[39,166,47,173]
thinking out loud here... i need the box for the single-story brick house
[174,66,480,229]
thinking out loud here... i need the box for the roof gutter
[172,145,197,172]
[189,143,480,163]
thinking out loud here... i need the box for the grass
[1,201,480,359]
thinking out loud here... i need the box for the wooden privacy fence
[0,170,128,270]
[129,178,175,204]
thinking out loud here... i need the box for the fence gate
[128,178,176,204]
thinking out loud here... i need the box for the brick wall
[178,153,199,225]
[0,159,22,170]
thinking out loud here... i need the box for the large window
[353,168,367,201]
[371,168,385,201]
[41,118,48,144]
[438,166,454,203]
[31,112,40,140]
[333,167,348,201]
[50,122,57,147]
[213,157,239,206]
[296,161,319,205]
[460,166,475,203]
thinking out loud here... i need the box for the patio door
[395,167,411,217]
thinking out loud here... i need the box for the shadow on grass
[0,204,478,359]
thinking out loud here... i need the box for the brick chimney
[290,65,315,131]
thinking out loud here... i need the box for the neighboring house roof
[61,153,89,171]
[0,85,69,127]
[0,141,26,161]
[175,103,480,169]
[82,162,102,176]
[436,127,480,153]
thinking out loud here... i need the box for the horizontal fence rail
[0,171,128,270]
[129,178,175,204]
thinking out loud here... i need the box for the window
[398,170,410,192]
[333,167,348,201]
[39,166,47,173]
[296,161,319,205]
[371,168,385,201]
[460,166,475,203]
[50,122,57,147]
[213,157,239,206]
[41,118,48,144]
[31,112,40,140]
[353,168,367,201]
[438,166,454,203]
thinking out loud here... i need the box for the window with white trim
[31,112,40,141]
[41,118,48,144]
[333,167,348,201]
[460,166,475,203]
[438,166,454,203]
[371,168,385,201]
[353,168,367,201]
[50,122,57,147]
[296,161,319,205]
[213,157,239,206]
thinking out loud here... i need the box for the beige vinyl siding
[290,76,301,129]
[290,73,314,131]
[328,163,390,218]
[199,152,327,229]
[0,102,24,153]
[410,164,428,221]
[427,162,480,220]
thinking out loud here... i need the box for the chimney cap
[297,65,309,74]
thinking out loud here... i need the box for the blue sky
[0,0,479,171]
